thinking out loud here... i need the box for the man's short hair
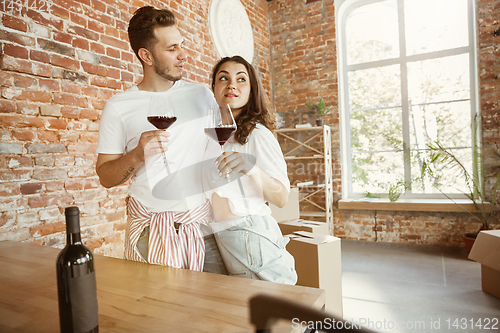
[128,6,176,62]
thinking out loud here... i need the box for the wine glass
[147,95,177,170]
[204,103,236,178]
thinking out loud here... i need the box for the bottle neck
[67,232,82,245]
[65,212,82,245]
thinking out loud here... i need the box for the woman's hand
[215,151,256,179]
[215,151,288,208]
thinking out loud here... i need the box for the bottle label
[68,271,99,332]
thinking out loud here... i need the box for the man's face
[150,26,186,82]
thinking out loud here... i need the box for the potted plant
[420,115,500,252]
[305,98,331,126]
[364,179,412,202]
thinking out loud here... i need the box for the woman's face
[213,61,251,116]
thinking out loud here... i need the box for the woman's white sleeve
[251,127,290,192]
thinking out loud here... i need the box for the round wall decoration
[208,0,255,64]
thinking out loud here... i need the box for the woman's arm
[246,164,289,208]
[215,152,288,208]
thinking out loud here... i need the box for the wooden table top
[0,240,325,332]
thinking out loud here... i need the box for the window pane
[411,148,472,194]
[340,0,475,199]
[409,101,471,151]
[405,0,469,55]
[352,151,404,194]
[346,0,399,65]
[407,54,470,105]
[351,108,403,153]
[348,65,401,110]
[409,100,472,195]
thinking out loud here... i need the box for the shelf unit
[276,126,333,232]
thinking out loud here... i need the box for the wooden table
[0,240,325,332]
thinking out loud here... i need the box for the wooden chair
[250,294,376,333]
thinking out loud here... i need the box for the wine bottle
[56,206,99,333]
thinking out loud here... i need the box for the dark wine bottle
[56,206,99,333]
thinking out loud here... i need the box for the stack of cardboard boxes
[270,188,343,316]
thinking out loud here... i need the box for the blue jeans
[214,215,297,285]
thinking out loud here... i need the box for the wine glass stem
[221,148,229,178]
[162,152,171,174]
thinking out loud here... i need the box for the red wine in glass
[147,95,176,171]
[148,116,177,129]
[204,126,236,146]
[205,104,237,181]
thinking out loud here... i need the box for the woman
[204,56,297,284]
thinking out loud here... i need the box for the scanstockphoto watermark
[292,318,432,331]
[291,317,499,331]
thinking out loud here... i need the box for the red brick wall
[0,0,270,257]
[269,0,500,247]
[269,0,337,127]
[2,0,499,254]
[479,0,500,201]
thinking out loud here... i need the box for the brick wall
[0,0,270,257]
[2,0,499,254]
[479,0,500,196]
[269,0,500,247]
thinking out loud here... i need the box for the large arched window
[337,0,479,200]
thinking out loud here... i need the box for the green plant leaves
[305,98,331,116]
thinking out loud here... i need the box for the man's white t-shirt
[96,81,218,213]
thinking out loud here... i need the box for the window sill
[338,198,491,213]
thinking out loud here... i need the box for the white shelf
[276,126,325,133]
[284,155,324,160]
[300,211,327,218]
[276,125,333,233]
[293,184,326,188]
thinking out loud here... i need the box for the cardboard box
[269,187,299,222]
[271,188,330,236]
[279,219,329,235]
[286,231,343,316]
[468,230,500,299]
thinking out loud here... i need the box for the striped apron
[124,196,212,271]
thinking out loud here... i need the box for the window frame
[336,0,480,201]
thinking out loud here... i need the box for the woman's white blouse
[204,123,290,216]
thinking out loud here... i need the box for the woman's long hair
[211,56,276,145]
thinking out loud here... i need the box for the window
[337,0,478,200]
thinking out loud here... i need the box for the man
[96,6,226,274]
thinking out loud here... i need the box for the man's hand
[96,130,170,188]
[133,130,171,163]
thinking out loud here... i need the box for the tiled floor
[341,240,500,333]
